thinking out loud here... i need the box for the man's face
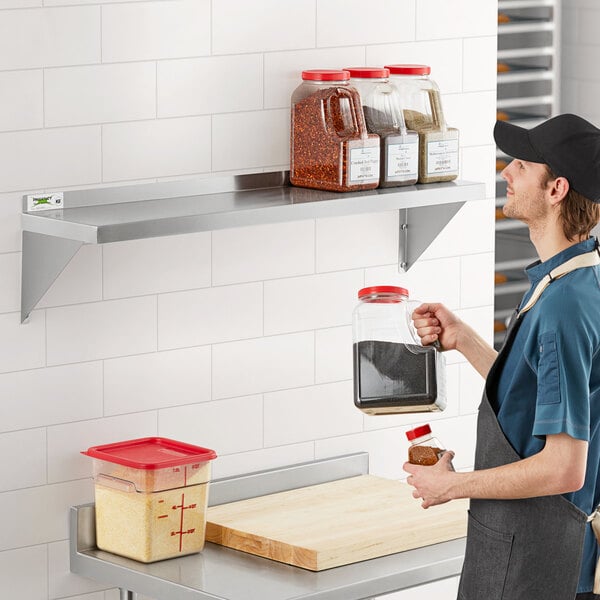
[500,159,551,224]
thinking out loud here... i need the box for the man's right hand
[412,302,497,379]
[411,302,461,351]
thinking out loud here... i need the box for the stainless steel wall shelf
[70,453,466,600]
[21,171,485,322]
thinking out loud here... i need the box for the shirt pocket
[537,331,561,405]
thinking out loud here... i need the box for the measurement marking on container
[170,492,197,552]
[157,515,168,519]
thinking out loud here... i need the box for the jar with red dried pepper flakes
[290,69,380,192]
[345,67,418,188]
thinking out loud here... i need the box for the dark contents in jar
[408,445,441,466]
[353,340,437,408]
[290,87,379,192]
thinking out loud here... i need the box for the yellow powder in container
[95,482,209,562]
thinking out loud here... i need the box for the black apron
[457,307,588,600]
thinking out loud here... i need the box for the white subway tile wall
[0,70,43,132]
[0,7,100,70]
[212,220,315,286]
[102,116,212,182]
[44,63,157,127]
[316,0,416,48]
[0,0,496,598]
[0,546,48,599]
[212,109,290,171]
[0,126,102,192]
[101,0,211,62]
[0,362,103,432]
[212,0,315,55]
[0,193,21,253]
[102,233,211,299]
[157,54,264,117]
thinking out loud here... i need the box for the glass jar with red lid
[406,423,445,465]
[352,285,446,415]
[386,64,459,184]
[290,69,380,192]
[345,67,418,188]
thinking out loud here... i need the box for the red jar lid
[406,424,432,441]
[344,67,390,79]
[385,64,431,76]
[301,69,350,81]
[358,285,409,300]
[82,437,217,469]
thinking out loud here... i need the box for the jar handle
[406,299,442,351]
[347,86,370,139]
[427,88,448,132]
[322,87,367,139]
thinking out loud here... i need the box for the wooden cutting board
[205,474,468,571]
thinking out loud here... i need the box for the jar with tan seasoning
[345,67,418,187]
[386,64,459,184]
[290,69,380,192]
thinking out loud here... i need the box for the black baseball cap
[494,114,600,202]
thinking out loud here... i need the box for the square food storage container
[82,437,217,563]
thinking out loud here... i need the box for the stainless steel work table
[70,453,466,600]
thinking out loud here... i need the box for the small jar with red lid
[406,423,446,465]
[345,67,418,188]
[386,64,459,184]
[290,69,380,192]
[352,285,446,415]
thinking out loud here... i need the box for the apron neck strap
[518,249,600,317]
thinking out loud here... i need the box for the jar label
[349,147,380,183]
[387,140,418,179]
[426,139,459,175]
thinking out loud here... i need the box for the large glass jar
[352,285,446,415]
[290,69,380,192]
[345,67,418,188]
[386,64,459,184]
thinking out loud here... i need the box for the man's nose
[500,160,515,182]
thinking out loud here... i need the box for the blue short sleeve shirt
[495,237,600,593]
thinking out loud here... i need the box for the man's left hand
[403,451,456,509]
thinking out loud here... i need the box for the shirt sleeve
[532,295,593,442]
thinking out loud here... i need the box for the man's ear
[548,176,570,206]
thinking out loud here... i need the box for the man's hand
[403,451,456,509]
[412,302,497,379]
[412,303,461,351]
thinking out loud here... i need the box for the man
[405,114,600,600]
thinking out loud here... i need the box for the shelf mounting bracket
[398,201,465,272]
[21,231,83,323]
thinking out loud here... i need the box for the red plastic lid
[385,64,431,76]
[344,67,390,79]
[406,424,432,441]
[82,437,217,469]
[302,69,350,81]
[358,285,409,300]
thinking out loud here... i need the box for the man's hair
[543,166,600,240]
